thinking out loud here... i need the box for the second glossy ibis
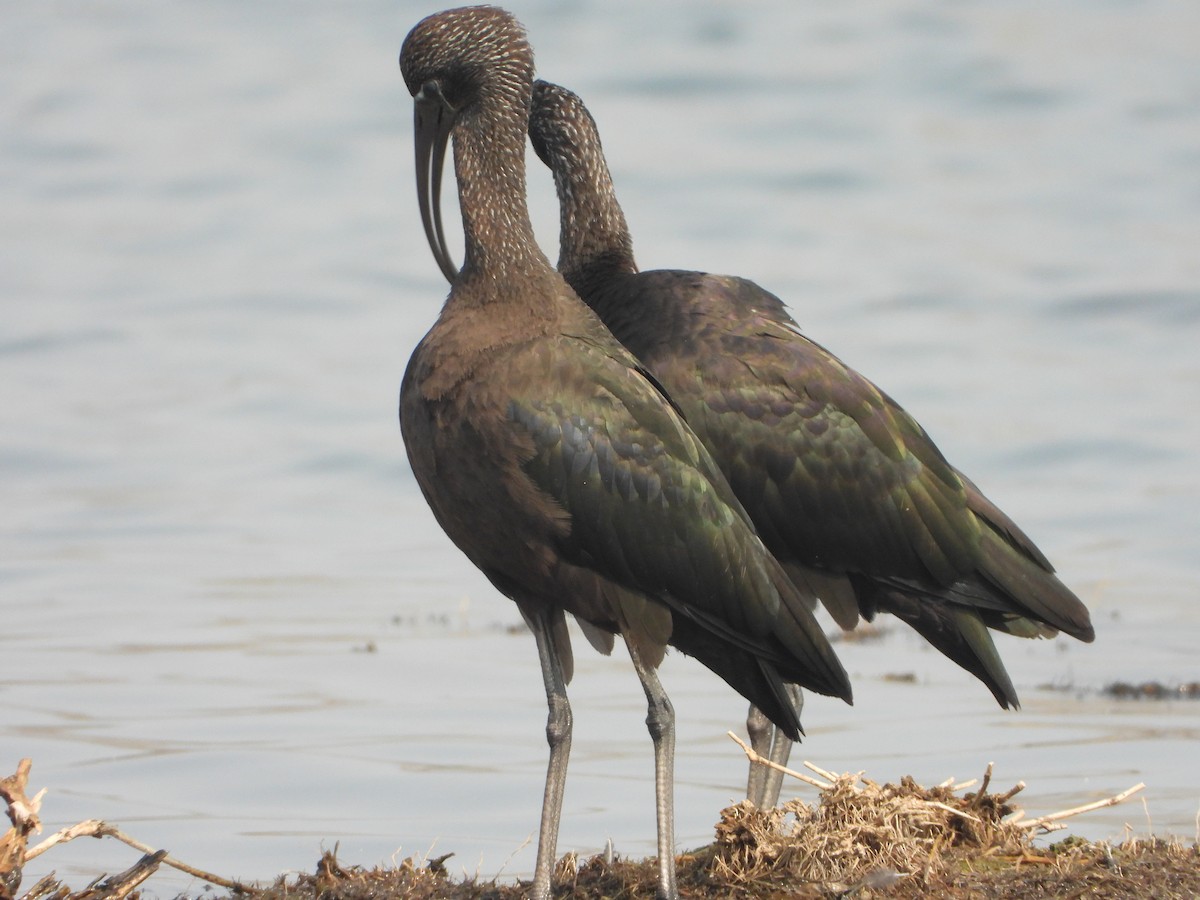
[528,78,1095,806]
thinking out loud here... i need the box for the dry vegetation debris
[5,756,1196,900]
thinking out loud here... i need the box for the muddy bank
[7,758,1198,900]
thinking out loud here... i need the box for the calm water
[3,0,1198,892]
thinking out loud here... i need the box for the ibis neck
[553,143,636,279]
[452,106,548,283]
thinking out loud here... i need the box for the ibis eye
[418,79,449,106]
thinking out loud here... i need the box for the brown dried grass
[8,757,1195,899]
[710,769,1028,891]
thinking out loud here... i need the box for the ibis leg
[746,684,804,808]
[745,704,772,807]
[625,638,678,900]
[528,609,573,900]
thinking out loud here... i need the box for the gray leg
[745,704,772,807]
[746,685,804,809]
[528,609,573,900]
[625,638,678,900]
[763,691,801,811]
[759,725,792,809]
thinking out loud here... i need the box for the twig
[1022,783,1146,831]
[494,832,531,882]
[969,762,994,810]
[997,781,1026,803]
[92,850,168,900]
[1,759,45,835]
[24,819,258,892]
[803,760,844,784]
[921,832,945,885]
[23,819,110,861]
[726,732,831,790]
[2,758,47,887]
[923,801,983,824]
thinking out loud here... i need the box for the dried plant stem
[1,759,45,834]
[1023,783,1146,831]
[23,819,107,861]
[726,732,832,790]
[997,781,1026,803]
[24,819,258,892]
[97,850,169,900]
[803,760,845,785]
[969,762,994,810]
[925,801,983,824]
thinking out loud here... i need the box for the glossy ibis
[397,8,851,899]
[528,79,1095,804]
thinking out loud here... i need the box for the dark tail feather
[756,659,805,742]
[671,554,854,704]
[963,475,1095,642]
[767,558,854,704]
[782,561,861,631]
[875,589,1021,709]
[667,616,805,740]
[975,528,1094,642]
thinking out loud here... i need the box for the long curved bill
[414,85,460,283]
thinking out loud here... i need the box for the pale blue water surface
[2,0,1198,893]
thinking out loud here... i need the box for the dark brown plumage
[398,9,850,899]
[527,79,1094,717]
